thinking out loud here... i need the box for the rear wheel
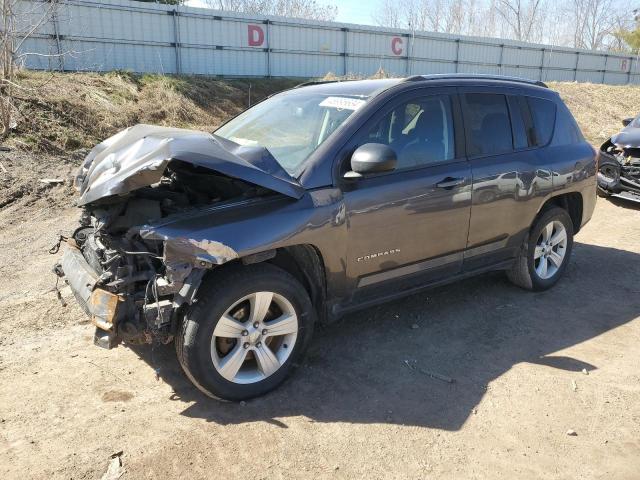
[176,263,315,400]
[507,207,574,291]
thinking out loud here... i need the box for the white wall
[18,0,640,84]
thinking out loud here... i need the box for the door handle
[436,177,465,189]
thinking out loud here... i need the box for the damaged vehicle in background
[54,75,597,401]
[597,114,640,203]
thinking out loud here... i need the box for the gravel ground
[0,151,639,479]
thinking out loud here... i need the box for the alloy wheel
[533,220,567,280]
[210,292,299,384]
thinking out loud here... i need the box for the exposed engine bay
[597,117,640,203]
[57,161,268,348]
[53,124,303,348]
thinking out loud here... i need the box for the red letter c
[391,37,403,56]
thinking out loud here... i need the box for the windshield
[215,91,368,175]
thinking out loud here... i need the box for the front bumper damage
[597,137,640,204]
[54,240,207,349]
[52,123,298,349]
[55,244,124,348]
[53,207,245,350]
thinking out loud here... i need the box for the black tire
[176,263,315,401]
[596,156,621,196]
[507,206,574,291]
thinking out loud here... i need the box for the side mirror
[622,117,633,127]
[344,143,397,179]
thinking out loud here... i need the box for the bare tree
[373,0,509,37]
[0,0,15,140]
[494,0,545,42]
[374,0,464,33]
[470,0,506,38]
[446,0,469,34]
[569,0,624,49]
[203,0,338,21]
[371,0,632,51]
[0,0,62,142]
[371,0,403,28]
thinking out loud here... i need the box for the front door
[340,90,472,296]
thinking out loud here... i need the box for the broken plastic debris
[101,452,125,480]
[39,178,64,185]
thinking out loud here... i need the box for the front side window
[463,93,514,156]
[215,92,368,175]
[363,95,455,170]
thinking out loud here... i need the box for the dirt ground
[1,150,640,480]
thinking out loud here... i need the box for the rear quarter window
[527,97,556,146]
[552,101,585,146]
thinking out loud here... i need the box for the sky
[184,0,380,25]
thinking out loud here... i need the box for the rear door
[339,88,472,295]
[460,87,554,271]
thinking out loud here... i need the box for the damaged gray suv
[55,74,597,400]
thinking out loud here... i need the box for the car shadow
[131,242,639,431]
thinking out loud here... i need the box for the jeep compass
[54,74,597,400]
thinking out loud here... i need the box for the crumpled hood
[75,124,304,206]
[612,126,640,149]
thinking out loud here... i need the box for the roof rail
[405,73,548,88]
[294,79,347,89]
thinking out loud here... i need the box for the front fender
[138,190,347,276]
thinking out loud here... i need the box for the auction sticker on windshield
[319,96,366,111]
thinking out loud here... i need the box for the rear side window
[527,97,556,146]
[462,94,513,156]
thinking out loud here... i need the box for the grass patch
[548,82,640,146]
[7,70,301,153]
[4,70,639,153]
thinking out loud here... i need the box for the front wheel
[507,206,574,291]
[596,157,621,196]
[176,263,315,401]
